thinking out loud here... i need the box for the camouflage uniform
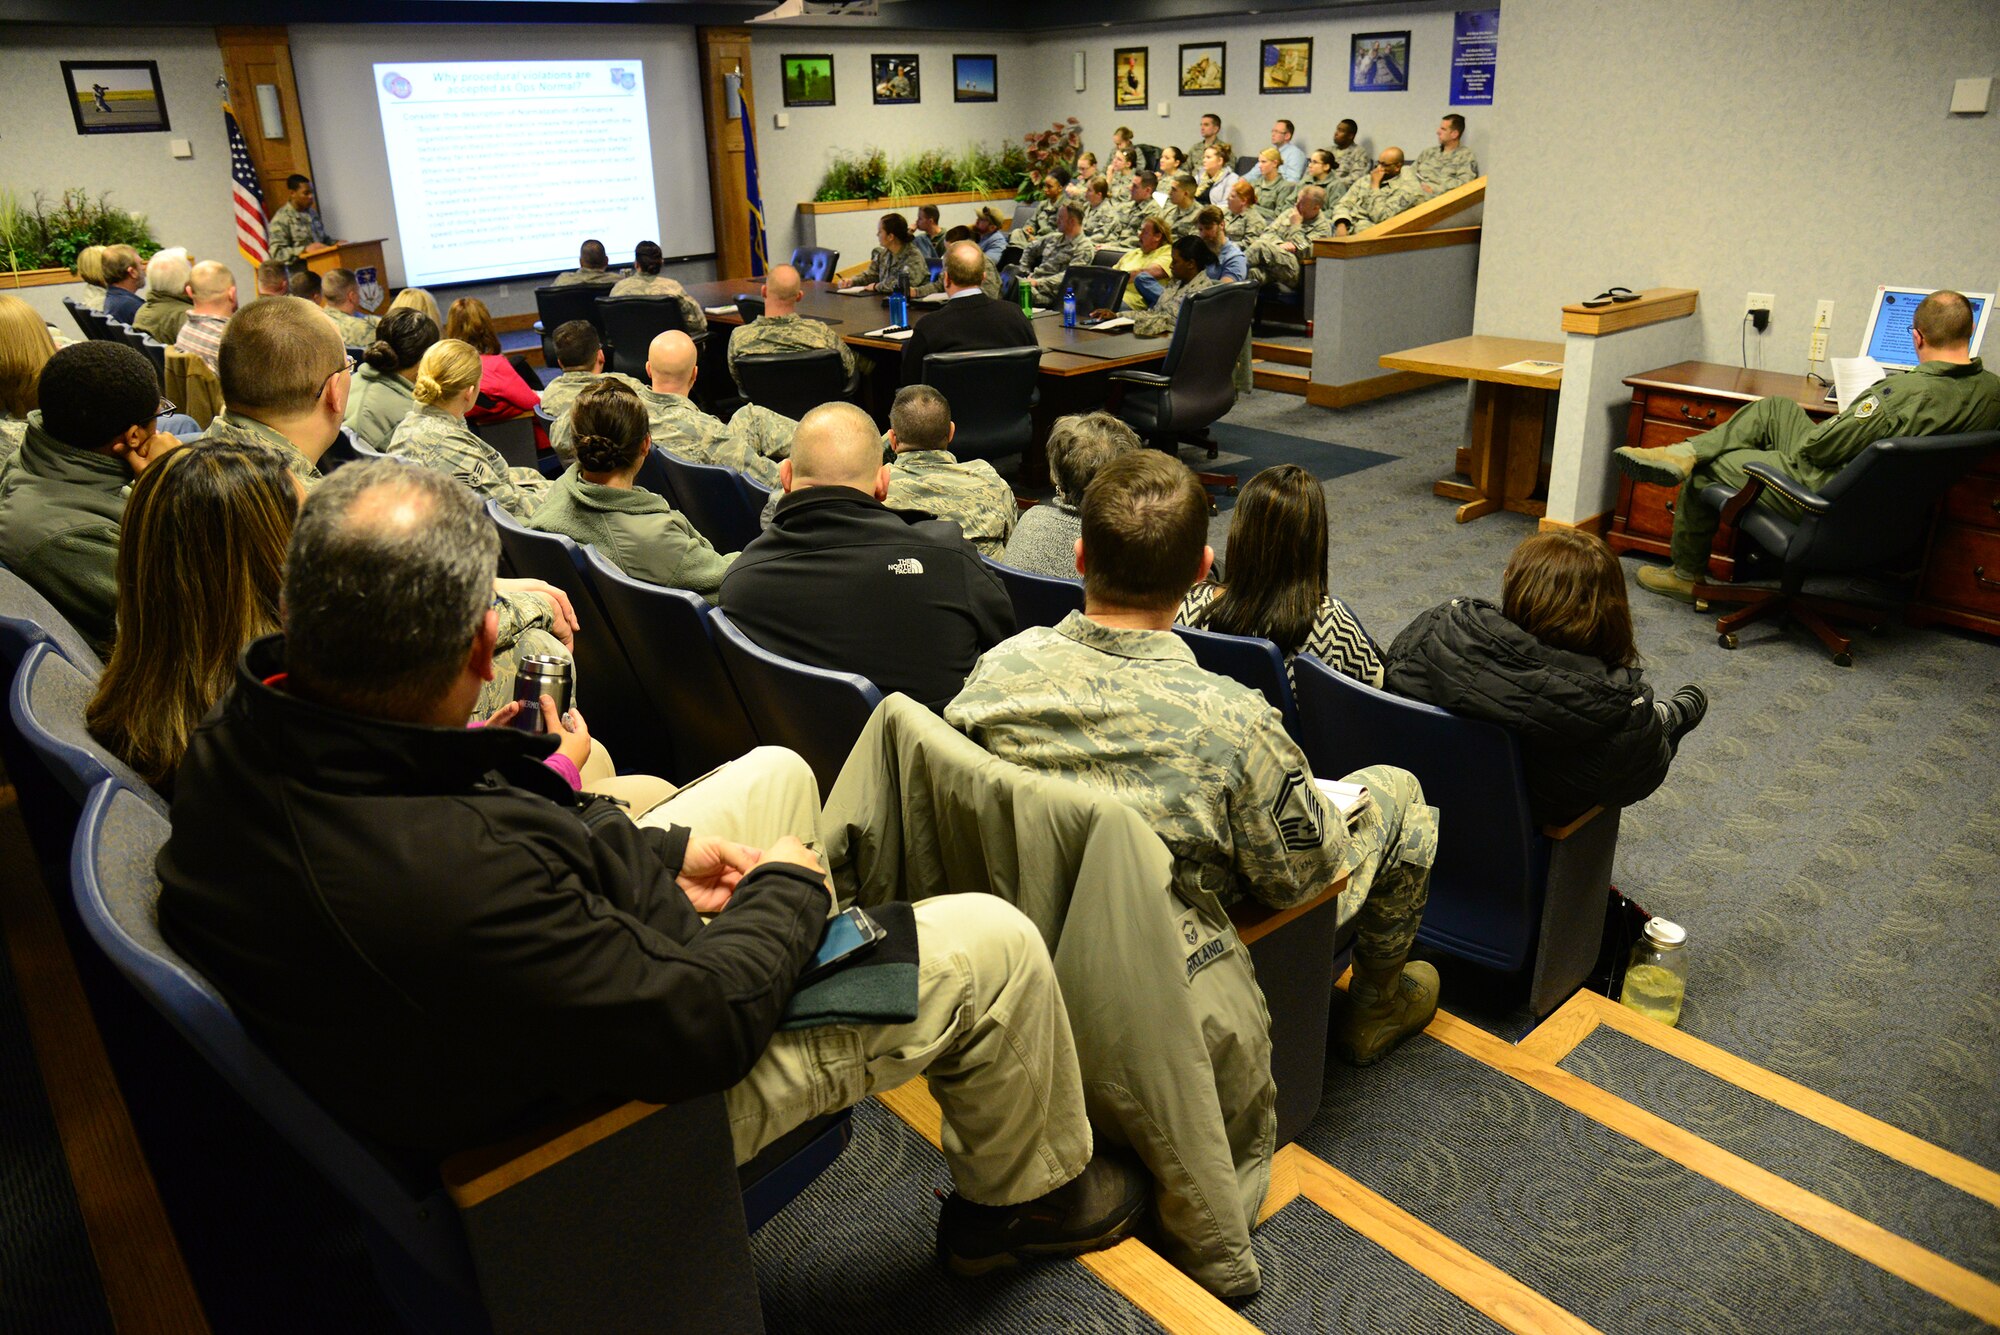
[198,411,323,489]
[855,245,930,294]
[266,202,327,265]
[485,594,571,720]
[885,449,1017,558]
[1330,144,1371,196]
[1162,201,1204,238]
[550,267,627,288]
[1009,193,1064,248]
[946,613,1436,961]
[328,309,378,348]
[728,313,857,391]
[1083,196,1136,246]
[1024,232,1096,308]
[1245,212,1333,290]
[387,403,551,520]
[1411,145,1481,196]
[1133,270,1217,338]
[551,384,796,487]
[1328,172,1426,232]
[607,274,709,336]
[1251,175,1299,214]
[1225,205,1272,246]
[910,258,1000,302]
[537,369,649,429]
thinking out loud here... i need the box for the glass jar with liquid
[1618,918,1688,1026]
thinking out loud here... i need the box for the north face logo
[888,558,925,575]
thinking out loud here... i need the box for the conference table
[684,278,1169,488]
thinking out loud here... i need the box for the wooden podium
[302,239,390,314]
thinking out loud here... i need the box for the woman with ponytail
[342,308,439,450]
[386,337,550,519]
[527,378,737,601]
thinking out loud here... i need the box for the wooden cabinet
[1910,450,2000,636]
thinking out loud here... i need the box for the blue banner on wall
[1451,9,1499,106]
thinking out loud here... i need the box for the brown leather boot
[1336,955,1440,1066]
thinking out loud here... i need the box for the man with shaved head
[1329,147,1424,236]
[727,263,857,393]
[197,294,353,485]
[172,260,239,372]
[720,400,1013,710]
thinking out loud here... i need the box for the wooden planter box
[797,188,1018,217]
[1,267,80,290]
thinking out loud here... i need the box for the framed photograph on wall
[781,54,836,108]
[1350,31,1411,92]
[953,54,997,103]
[1114,48,1148,109]
[871,54,920,105]
[1178,44,1225,97]
[60,61,170,135]
[1259,38,1312,94]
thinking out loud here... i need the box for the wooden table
[1379,335,1565,522]
[685,279,1170,487]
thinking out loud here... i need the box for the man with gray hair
[321,268,379,347]
[157,458,1145,1275]
[133,247,195,345]
[727,263,857,393]
[883,384,1016,558]
[721,400,1013,711]
[1000,412,1140,579]
[172,260,239,373]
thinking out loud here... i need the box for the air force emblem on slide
[1272,769,1324,851]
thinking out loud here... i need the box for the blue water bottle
[888,288,907,328]
[1062,283,1077,329]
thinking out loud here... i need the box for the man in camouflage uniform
[321,268,379,348]
[538,321,649,447]
[729,264,857,393]
[947,452,1441,1067]
[1410,114,1481,197]
[1082,177,1134,248]
[267,175,330,267]
[610,240,708,337]
[1161,175,1205,239]
[1329,153,1425,236]
[1020,201,1095,309]
[551,239,628,288]
[1009,168,1070,249]
[1329,120,1370,196]
[1194,114,1222,158]
[882,385,1015,558]
[1246,185,1332,291]
[195,295,353,488]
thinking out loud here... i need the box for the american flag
[226,105,270,264]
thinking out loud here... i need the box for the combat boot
[1336,955,1439,1066]
[1612,442,1697,486]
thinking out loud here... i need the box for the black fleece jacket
[158,635,831,1155]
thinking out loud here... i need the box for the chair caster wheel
[1693,598,1710,613]
[1225,484,1238,496]
[1718,632,1738,650]
[1833,652,1853,668]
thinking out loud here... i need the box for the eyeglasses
[320,355,357,398]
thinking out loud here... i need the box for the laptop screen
[1860,286,1992,369]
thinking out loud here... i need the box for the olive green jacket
[1793,357,2000,484]
[526,467,737,602]
[821,695,1275,1299]
[341,363,416,451]
[0,413,130,651]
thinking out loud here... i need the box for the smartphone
[797,907,887,986]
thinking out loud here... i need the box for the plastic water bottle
[1019,278,1033,317]
[1062,284,1077,328]
[1618,918,1688,1026]
[888,290,907,328]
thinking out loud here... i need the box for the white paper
[862,326,915,341]
[836,285,876,296]
[1314,778,1372,826]
[1084,315,1135,332]
[1830,355,1886,411]
[703,304,738,316]
[917,292,950,304]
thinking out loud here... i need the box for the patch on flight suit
[1177,906,1233,983]
[1854,395,1879,419]
[1271,768,1325,851]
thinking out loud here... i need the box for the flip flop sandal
[1581,286,1643,307]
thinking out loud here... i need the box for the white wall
[1473,0,2000,364]
[2,27,240,327]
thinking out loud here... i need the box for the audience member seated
[252,260,289,300]
[1133,237,1217,338]
[101,244,145,325]
[1066,154,1098,197]
[342,308,439,451]
[156,458,1147,1276]
[72,245,108,312]
[0,341,179,649]
[910,231,1000,302]
[321,268,379,348]
[902,243,1037,384]
[172,260,238,373]
[444,297,542,426]
[1019,202,1094,310]
[853,213,930,295]
[1001,412,1139,578]
[911,204,944,264]
[1177,464,1383,687]
[728,263,858,393]
[555,330,795,485]
[1246,186,1331,289]
[948,452,1443,1067]
[1194,207,1248,284]
[1010,170,1070,249]
[1269,118,1308,181]
[883,385,1016,557]
[200,296,353,486]
[1195,143,1239,209]
[1114,172,1159,248]
[1384,530,1709,828]
[609,240,709,337]
[0,294,60,466]
[133,249,194,345]
[1161,174,1203,237]
[1249,149,1300,214]
[1411,114,1481,196]
[387,338,550,520]
[721,401,1014,711]
[1113,214,1174,311]
[1081,175,1134,248]
[1329,152,1423,236]
[1196,116,1221,156]
[1328,120,1369,195]
[387,286,442,328]
[86,442,297,790]
[1153,148,1187,201]
[1616,289,2000,603]
[539,319,647,435]
[528,379,736,602]
[551,237,627,287]
[971,206,1009,264]
[287,269,323,305]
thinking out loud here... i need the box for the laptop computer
[1828,285,1993,402]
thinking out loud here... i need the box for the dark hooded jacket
[1382,597,1673,826]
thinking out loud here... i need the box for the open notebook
[1316,778,1372,829]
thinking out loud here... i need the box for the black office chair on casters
[534,285,605,365]
[791,247,840,283]
[595,296,700,381]
[733,348,848,420]
[921,346,1042,464]
[1688,429,2000,666]
[1108,282,1259,504]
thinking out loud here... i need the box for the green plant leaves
[0,188,161,274]
[812,138,1032,203]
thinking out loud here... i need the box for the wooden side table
[1908,450,2000,637]
[1379,335,1564,522]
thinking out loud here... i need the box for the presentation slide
[373,60,660,288]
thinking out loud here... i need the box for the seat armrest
[1539,805,1605,841]
[1741,462,1833,514]
[1227,875,1348,946]
[442,1098,660,1208]
[1109,369,1172,388]
[533,320,545,333]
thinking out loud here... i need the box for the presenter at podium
[269,174,334,267]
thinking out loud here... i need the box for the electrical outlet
[1809,330,1828,361]
[1813,299,1835,328]
[1745,291,1774,319]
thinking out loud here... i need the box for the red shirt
[468,353,541,425]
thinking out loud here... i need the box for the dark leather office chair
[709,609,884,797]
[983,558,1083,630]
[82,309,117,340]
[134,334,168,379]
[1134,143,1161,172]
[1233,155,1259,177]
[1109,282,1259,498]
[790,247,840,282]
[998,244,1024,273]
[920,346,1041,462]
[1171,624,1299,737]
[998,271,1021,305]
[533,285,604,365]
[733,348,847,420]
[1689,430,2000,665]
[735,294,766,322]
[1091,246,1130,269]
[596,296,699,381]
[1060,264,1129,317]
[1009,203,1037,232]
[654,452,764,555]
[470,416,539,469]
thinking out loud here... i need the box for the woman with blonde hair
[0,294,61,465]
[443,296,541,425]
[386,338,550,518]
[73,245,109,311]
[388,286,442,327]
[86,442,297,789]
